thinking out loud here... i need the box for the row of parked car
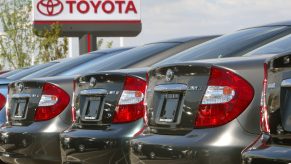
[0,20,290,164]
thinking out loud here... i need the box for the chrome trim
[154,84,187,92]
[282,79,291,87]
[80,89,107,95]
[12,94,31,98]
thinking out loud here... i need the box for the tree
[34,24,68,63]
[0,0,68,69]
[0,0,35,69]
[96,38,114,50]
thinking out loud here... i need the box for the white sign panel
[33,0,141,23]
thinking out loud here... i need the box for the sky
[1,0,291,50]
[103,0,291,47]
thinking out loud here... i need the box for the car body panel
[130,120,257,164]
[60,119,144,164]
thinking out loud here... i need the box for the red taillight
[195,67,254,128]
[34,83,70,121]
[112,76,147,123]
[260,63,270,133]
[0,93,6,110]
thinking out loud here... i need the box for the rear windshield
[246,34,291,56]
[7,62,58,80]
[59,43,178,76]
[0,69,25,78]
[154,26,290,66]
[22,48,130,79]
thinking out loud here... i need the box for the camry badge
[165,69,174,82]
[89,77,96,87]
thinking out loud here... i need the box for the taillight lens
[260,63,270,133]
[0,93,6,110]
[34,83,70,121]
[112,76,146,123]
[195,67,254,128]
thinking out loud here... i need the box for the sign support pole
[79,33,97,55]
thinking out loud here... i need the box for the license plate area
[155,93,184,125]
[11,99,28,120]
[80,96,104,122]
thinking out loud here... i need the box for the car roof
[260,20,291,27]
[243,20,291,30]
[88,47,134,55]
[146,35,221,44]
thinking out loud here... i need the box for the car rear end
[130,55,276,164]
[0,77,74,164]
[242,54,291,164]
[60,69,147,164]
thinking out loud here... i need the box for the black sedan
[61,21,291,164]
[130,21,291,164]
[0,36,217,164]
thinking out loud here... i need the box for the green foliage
[106,40,113,49]
[96,38,114,50]
[34,24,68,63]
[0,0,34,69]
[0,0,68,69]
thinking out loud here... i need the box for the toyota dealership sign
[33,0,142,37]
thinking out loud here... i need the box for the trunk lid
[147,64,211,135]
[74,68,147,129]
[7,76,74,126]
[8,81,44,125]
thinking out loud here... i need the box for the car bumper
[0,117,70,164]
[242,134,291,164]
[130,120,258,164]
[60,118,144,164]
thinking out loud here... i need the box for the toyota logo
[165,69,174,82]
[89,77,97,87]
[17,83,24,92]
[37,0,64,16]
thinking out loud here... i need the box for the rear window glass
[246,34,291,56]
[22,48,130,79]
[59,43,178,76]
[155,26,289,66]
[7,62,58,80]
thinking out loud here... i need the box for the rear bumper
[0,117,70,164]
[0,131,60,164]
[60,118,144,164]
[130,120,258,164]
[242,134,291,164]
